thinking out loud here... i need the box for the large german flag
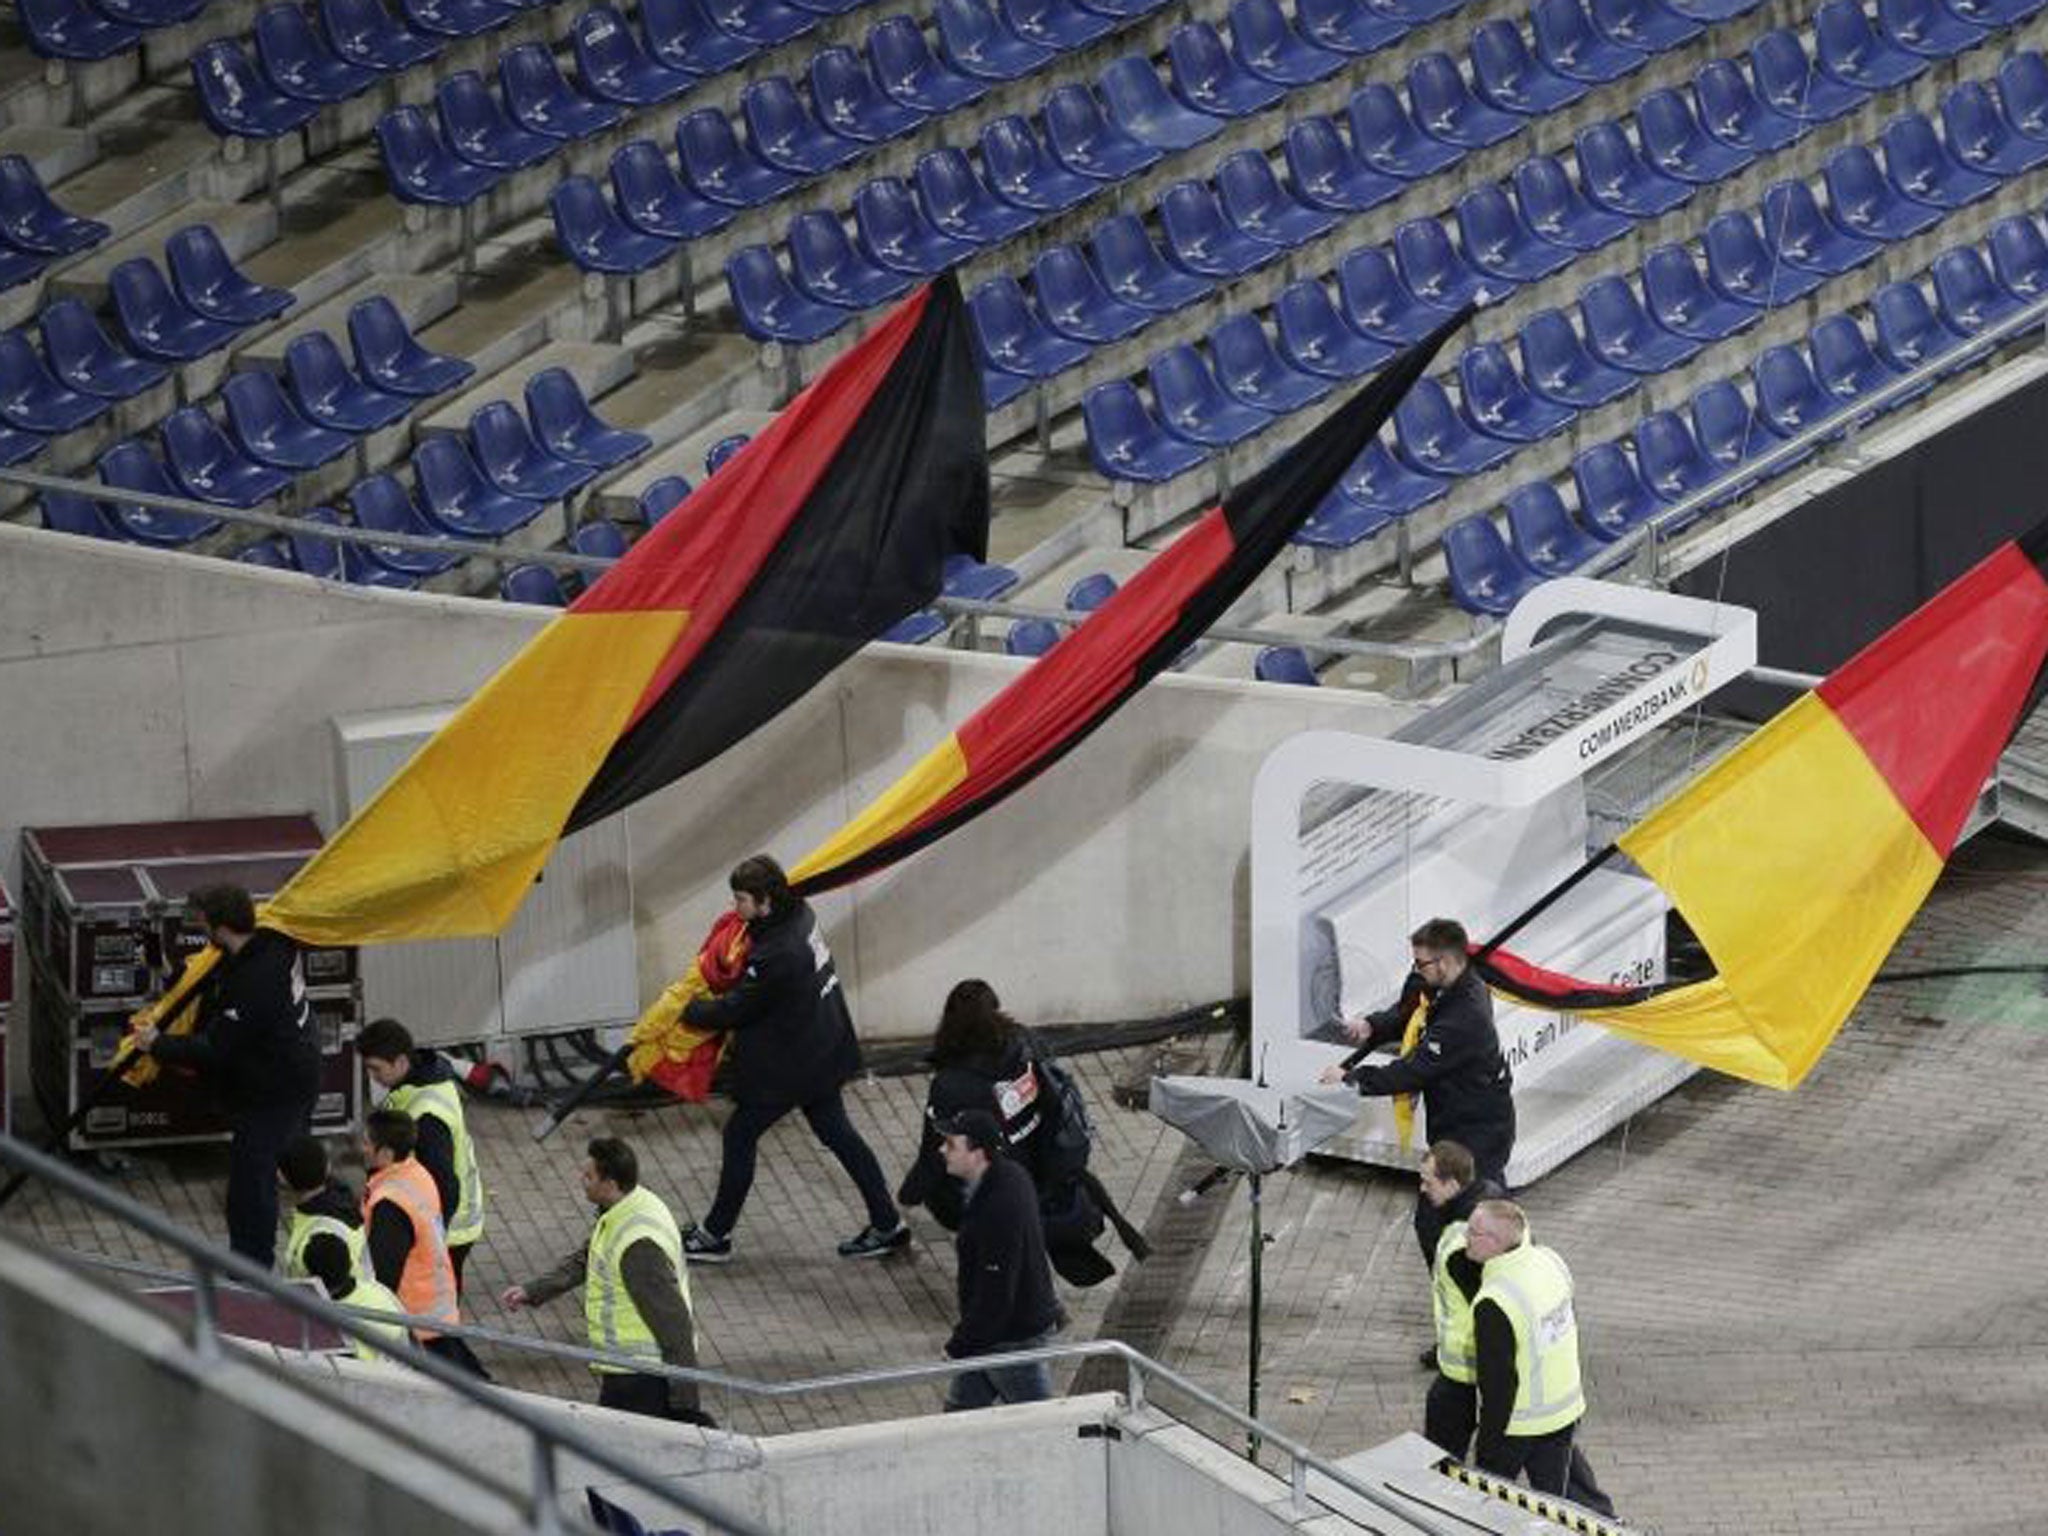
[1477,523,2048,1089]
[262,274,988,947]
[788,308,1471,896]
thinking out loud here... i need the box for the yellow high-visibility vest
[383,1077,486,1247]
[1432,1219,1478,1385]
[584,1185,689,1375]
[341,1277,409,1365]
[1475,1239,1586,1438]
[284,1206,365,1285]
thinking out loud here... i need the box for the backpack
[1031,1040,1095,1185]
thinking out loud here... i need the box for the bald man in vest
[1464,1199,1614,1518]
[502,1138,711,1426]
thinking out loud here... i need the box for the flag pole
[1471,841,1620,963]
[531,1043,632,1143]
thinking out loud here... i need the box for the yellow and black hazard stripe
[1435,1458,1639,1536]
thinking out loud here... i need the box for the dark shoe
[1417,1345,1438,1371]
[682,1223,734,1263]
[837,1222,911,1259]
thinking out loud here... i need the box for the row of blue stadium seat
[17,0,215,61]
[0,157,109,294]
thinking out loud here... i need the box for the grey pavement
[11,834,2048,1533]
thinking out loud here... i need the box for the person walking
[133,885,320,1269]
[360,1107,488,1378]
[678,855,906,1263]
[938,1109,1062,1411]
[501,1137,712,1426]
[1417,1140,1505,1450]
[358,1017,487,1293]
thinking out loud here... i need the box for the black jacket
[682,899,861,1109]
[1348,965,1515,1180]
[900,1033,1045,1214]
[947,1156,1061,1358]
[153,928,321,1118]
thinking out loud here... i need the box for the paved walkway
[11,834,2048,1533]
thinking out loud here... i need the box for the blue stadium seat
[1519,307,1637,407]
[1663,0,1763,15]
[1588,0,1697,51]
[1457,184,1572,284]
[1216,149,1337,246]
[1033,246,1150,343]
[1958,0,2048,21]
[222,369,355,470]
[1990,214,2048,301]
[1750,29,1864,124]
[936,0,1052,82]
[500,45,626,141]
[1579,274,1700,373]
[471,399,599,500]
[725,245,849,342]
[855,176,976,275]
[636,475,693,523]
[111,259,242,363]
[1004,0,1113,49]
[1810,311,1907,413]
[574,6,691,105]
[160,408,295,507]
[1530,0,1644,84]
[1393,218,1500,311]
[1633,410,1719,508]
[705,0,815,47]
[1075,0,1168,19]
[279,506,341,578]
[526,367,650,468]
[790,210,912,308]
[1283,117,1400,212]
[414,435,547,536]
[350,295,473,395]
[194,42,322,138]
[1337,245,1443,344]
[942,552,1020,600]
[551,175,677,274]
[166,225,294,325]
[501,564,570,605]
[1571,440,1659,536]
[286,331,414,432]
[1294,482,1392,548]
[1504,480,1605,572]
[572,518,629,561]
[320,0,441,72]
[638,0,753,71]
[1752,342,1841,441]
[1636,88,1751,184]
[1044,85,1162,181]
[99,444,224,545]
[811,45,924,144]
[0,157,105,256]
[1824,143,1940,239]
[1642,242,1758,342]
[1274,276,1393,378]
[1443,515,1543,617]
[241,537,297,569]
[40,299,166,401]
[396,0,513,40]
[704,432,750,473]
[1882,110,2000,208]
[915,147,1036,243]
[879,609,948,643]
[1082,379,1210,480]
[1066,571,1119,611]
[1877,0,1983,57]
[1931,245,2023,337]
[1575,121,1690,217]
[0,330,104,432]
[1338,436,1447,513]
[1255,645,1319,684]
[869,16,987,115]
[1871,278,1968,375]
[1393,376,1515,475]
[255,3,378,102]
[1942,81,2048,176]
[437,70,556,169]
[1347,83,1462,177]
[377,106,503,206]
[1703,211,1824,308]
[104,0,208,28]
[1761,179,1878,276]
[1458,342,1573,442]
[1092,213,1211,310]
[1814,0,1924,92]
[611,140,734,241]
[677,108,796,208]
[1296,0,1404,55]
[1006,617,1062,655]
[1231,0,1342,84]
[347,475,466,574]
[1210,313,1328,414]
[971,274,1091,379]
[1169,22,1285,118]
[981,116,1094,213]
[1470,18,1584,115]
[1999,52,2048,141]
[1407,52,1520,149]
[1692,58,1803,157]
[1690,378,1785,484]
[342,539,426,589]
[1151,343,1270,447]
[1159,179,1279,279]
[1512,154,1632,251]
[18,0,141,62]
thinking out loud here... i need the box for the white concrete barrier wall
[0,528,1410,1086]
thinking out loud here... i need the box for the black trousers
[450,1241,472,1296]
[704,1088,898,1237]
[422,1334,492,1379]
[1480,1426,1615,1518]
[225,1095,315,1269]
[1424,1375,1477,1457]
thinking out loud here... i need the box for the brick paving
[11,835,2048,1533]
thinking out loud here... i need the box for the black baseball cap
[938,1108,1005,1155]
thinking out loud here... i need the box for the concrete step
[0,27,143,129]
[592,406,774,521]
[0,124,97,187]
[594,328,775,446]
[237,169,411,315]
[415,338,634,437]
[416,246,584,379]
[49,198,273,299]
[234,272,460,369]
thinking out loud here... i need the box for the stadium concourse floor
[11,834,2048,1534]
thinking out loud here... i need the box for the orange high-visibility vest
[363,1157,459,1341]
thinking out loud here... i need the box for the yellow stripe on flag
[266,610,689,946]
[790,735,970,885]
[1594,694,1943,1088]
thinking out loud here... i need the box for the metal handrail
[3,1137,1437,1534]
